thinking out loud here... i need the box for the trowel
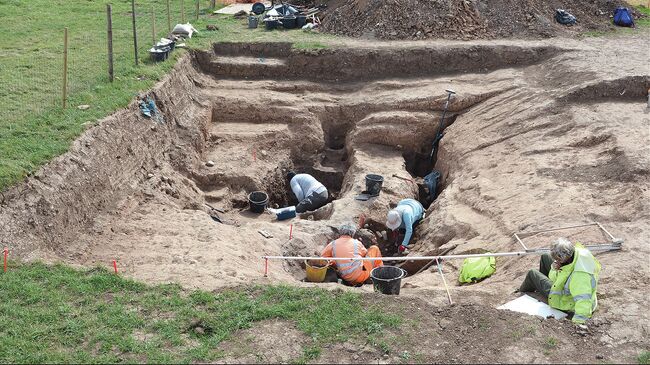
[355,190,378,201]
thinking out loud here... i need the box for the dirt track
[0,34,649,362]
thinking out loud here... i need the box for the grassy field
[0,262,399,363]
[0,0,338,191]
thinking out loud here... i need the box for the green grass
[0,0,339,191]
[0,261,399,363]
[636,5,650,27]
[292,346,322,365]
[544,336,557,349]
[292,41,329,50]
[639,351,650,365]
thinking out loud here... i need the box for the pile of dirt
[305,0,632,40]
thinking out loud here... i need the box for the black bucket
[371,266,406,295]
[149,48,168,62]
[365,174,384,196]
[265,19,279,30]
[296,15,307,28]
[282,16,297,29]
[248,191,269,213]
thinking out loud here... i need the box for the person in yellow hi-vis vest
[519,238,601,325]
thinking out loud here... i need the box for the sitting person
[287,171,328,213]
[519,238,601,324]
[320,223,383,286]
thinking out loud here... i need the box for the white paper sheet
[498,294,568,320]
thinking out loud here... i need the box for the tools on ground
[204,203,224,213]
[258,230,273,239]
[392,174,415,183]
[204,203,224,223]
[430,89,456,164]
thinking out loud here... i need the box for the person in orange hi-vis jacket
[321,223,383,286]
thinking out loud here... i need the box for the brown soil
[298,0,639,40]
[1,34,649,363]
[218,293,625,364]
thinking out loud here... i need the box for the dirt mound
[308,0,631,40]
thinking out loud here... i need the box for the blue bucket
[276,206,296,220]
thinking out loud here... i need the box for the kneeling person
[288,171,328,213]
[321,224,383,286]
[386,198,425,254]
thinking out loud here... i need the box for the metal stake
[436,258,453,305]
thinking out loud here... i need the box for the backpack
[555,9,577,25]
[613,7,634,27]
[458,255,496,284]
[424,170,441,202]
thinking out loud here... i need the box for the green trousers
[519,253,553,298]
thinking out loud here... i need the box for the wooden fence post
[62,27,68,109]
[107,4,114,82]
[152,5,156,45]
[195,0,199,20]
[167,0,171,32]
[131,0,139,65]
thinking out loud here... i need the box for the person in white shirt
[287,171,329,213]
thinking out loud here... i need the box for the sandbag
[172,23,198,38]
[458,255,496,284]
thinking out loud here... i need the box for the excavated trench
[1,41,560,282]
[13,40,645,287]
[178,42,570,281]
[3,37,650,362]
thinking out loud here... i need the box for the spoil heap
[306,0,631,40]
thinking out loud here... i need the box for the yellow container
[305,260,329,282]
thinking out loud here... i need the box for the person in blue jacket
[385,198,425,254]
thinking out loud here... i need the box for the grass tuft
[639,350,650,365]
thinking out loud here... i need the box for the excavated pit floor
[1,37,649,361]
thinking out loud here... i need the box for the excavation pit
[3,41,555,287]
[2,30,649,363]
[4,40,646,292]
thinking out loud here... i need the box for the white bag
[172,23,198,38]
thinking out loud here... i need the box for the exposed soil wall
[198,42,562,81]
[0,57,209,258]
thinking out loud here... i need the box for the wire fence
[0,0,216,126]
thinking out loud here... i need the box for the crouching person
[321,223,383,286]
[287,171,328,213]
[519,238,601,324]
